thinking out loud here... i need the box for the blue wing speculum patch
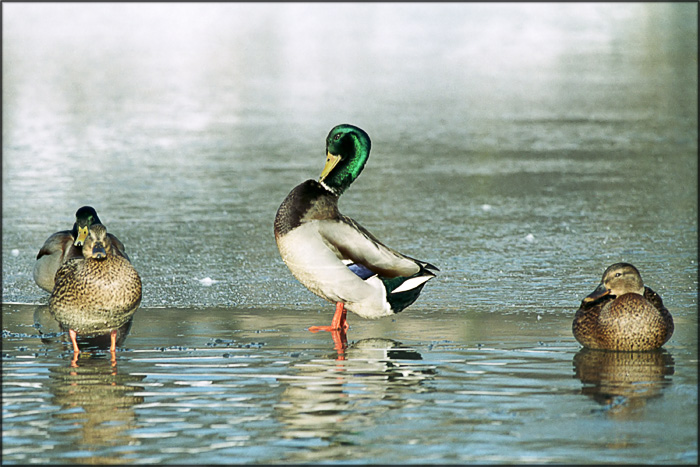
[347,262,376,280]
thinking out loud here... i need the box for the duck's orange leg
[330,328,348,360]
[110,329,118,366]
[69,329,80,367]
[69,329,80,353]
[309,302,348,360]
[309,302,349,332]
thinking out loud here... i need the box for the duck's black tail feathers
[381,266,436,314]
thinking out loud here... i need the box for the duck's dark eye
[615,272,622,277]
[334,133,342,141]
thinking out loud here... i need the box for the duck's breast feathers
[50,255,142,333]
[582,285,667,313]
[53,254,141,300]
[275,179,339,237]
[317,216,427,278]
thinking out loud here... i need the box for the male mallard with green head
[34,206,129,292]
[49,224,142,356]
[274,124,438,333]
[573,262,674,351]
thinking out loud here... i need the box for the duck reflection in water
[276,338,435,459]
[573,347,675,418]
[34,304,134,367]
[48,354,145,459]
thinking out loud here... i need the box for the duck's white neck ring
[319,179,339,195]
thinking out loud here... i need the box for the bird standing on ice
[274,124,438,342]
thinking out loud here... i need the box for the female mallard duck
[274,124,438,333]
[34,206,129,292]
[49,224,142,355]
[573,263,674,351]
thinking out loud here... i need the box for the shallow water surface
[2,3,698,464]
[3,305,697,464]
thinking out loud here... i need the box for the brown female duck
[573,263,673,351]
[34,206,129,292]
[49,224,142,355]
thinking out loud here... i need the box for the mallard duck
[274,124,438,333]
[49,224,142,355]
[573,263,674,351]
[34,206,129,292]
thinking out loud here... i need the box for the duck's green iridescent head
[319,124,371,195]
[72,206,102,247]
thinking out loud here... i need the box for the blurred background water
[2,3,697,464]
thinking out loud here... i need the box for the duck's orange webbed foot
[309,302,348,359]
[308,302,348,332]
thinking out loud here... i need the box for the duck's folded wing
[108,233,130,262]
[644,286,668,312]
[317,218,422,278]
[36,231,72,260]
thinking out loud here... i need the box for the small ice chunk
[481,204,492,211]
[11,249,20,257]
[525,233,535,242]
[198,277,217,286]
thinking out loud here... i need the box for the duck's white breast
[276,222,392,319]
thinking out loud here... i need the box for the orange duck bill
[583,282,611,303]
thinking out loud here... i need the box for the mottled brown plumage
[573,263,674,351]
[49,224,141,353]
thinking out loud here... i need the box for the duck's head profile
[72,206,102,247]
[82,224,112,260]
[583,262,645,303]
[320,124,371,195]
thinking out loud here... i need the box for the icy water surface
[3,305,698,464]
[2,3,698,464]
